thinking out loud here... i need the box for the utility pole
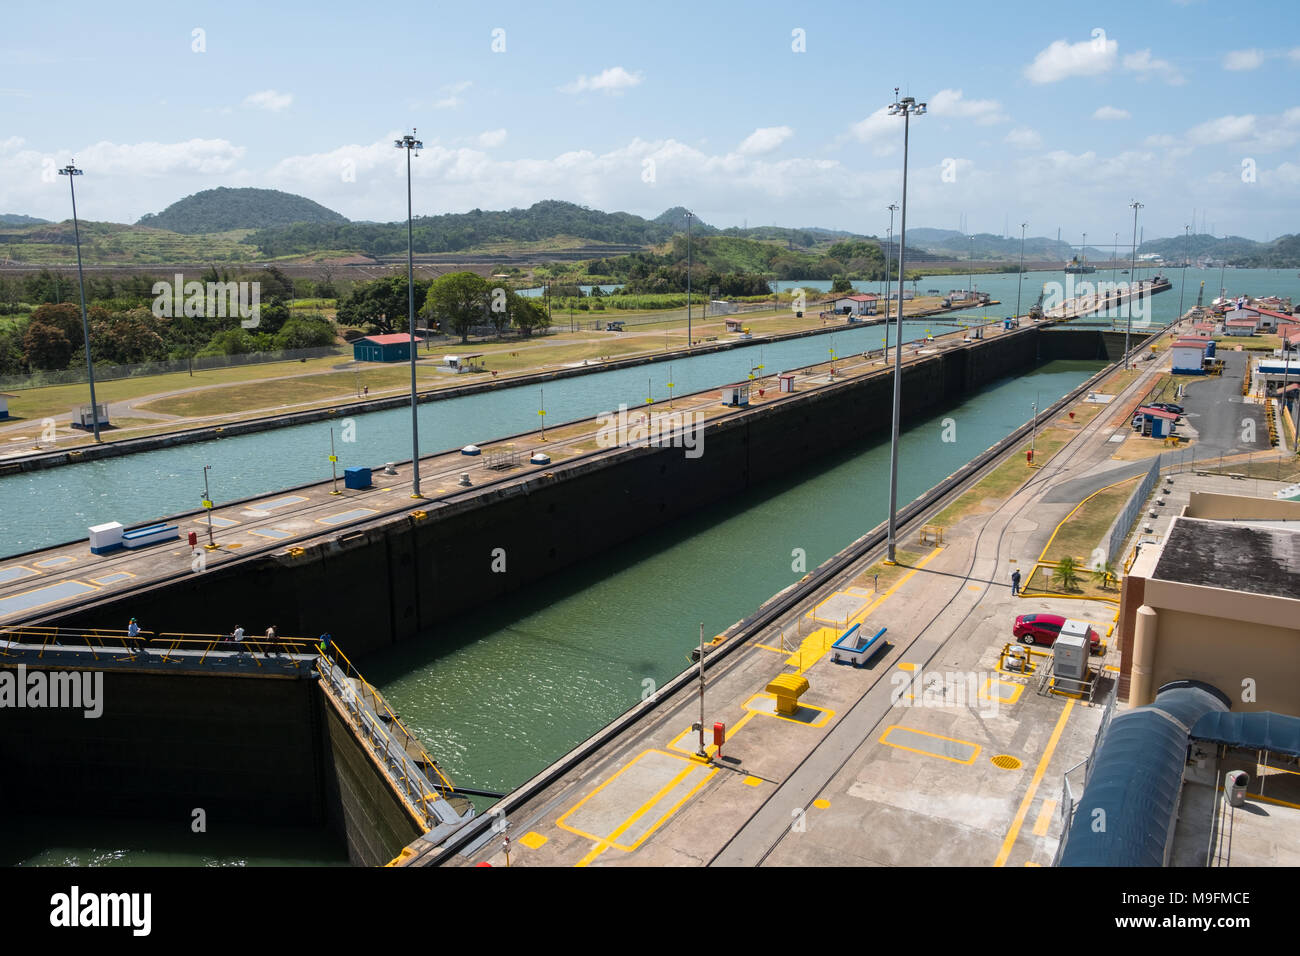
[696,622,707,757]
[685,210,694,347]
[1016,222,1027,318]
[59,161,100,442]
[394,130,424,498]
[886,91,926,563]
[1125,201,1143,368]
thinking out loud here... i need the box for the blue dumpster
[344,466,372,490]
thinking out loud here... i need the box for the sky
[2,0,1298,245]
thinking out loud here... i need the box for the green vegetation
[1051,556,1080,592]
[136,187,347,234]
[1041,478,1139,567]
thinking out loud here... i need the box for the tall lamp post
[968,234,975,294]
[1178,224,1190,321]
[395,130,424,498]
[884,202,898,342]
[1016,222,1027,318]
[885,91,926,564]
[1125,200,1143,368]
[58,161,100,442]
[685,210,694,346]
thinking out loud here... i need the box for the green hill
[0,213,50,226]
[137,187,348,235]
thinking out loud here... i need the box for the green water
[8,357,1103,864]
[365,359,1106,796]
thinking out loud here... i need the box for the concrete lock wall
[315,683,426,866]
[40,327,1081,660]
[0,667,325,822]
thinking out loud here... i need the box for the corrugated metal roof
[358,333,413,345]
[1059,683,1228,867]
[1192,711,1300,757]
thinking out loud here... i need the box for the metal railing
[1052,682,1118,866]
[0,624,316,667]
[314,640,456,800]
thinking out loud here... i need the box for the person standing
[1011,569,1022,595]
[263,625,277,657]
[126,617,146,654]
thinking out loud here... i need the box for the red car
[1013,614,1102,653]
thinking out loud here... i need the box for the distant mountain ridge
[0,213,50,226]
[136,187,348,234]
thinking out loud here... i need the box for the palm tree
[1052,556,1080,592]
[1091,559,1117,590]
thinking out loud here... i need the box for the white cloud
[1093,106,1131,120]
[1123,49,1185,85]
[1290,47,1300,63]
[475,129,508,149]
[738,126,793,155]
[1186,114,1258,145]
[1024,36,1117,83]
[433,81,471,110]
[1223,48,1266,71]
[1004,127,1042,148]
[242,89,293,112]
[559,67,643,95]
[928,89,1008,125]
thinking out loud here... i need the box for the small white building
[0,393,14,421]
[1171,338,1212,374]
[1223,318,1257,337]
[828,293,878,315]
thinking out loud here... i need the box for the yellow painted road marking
[880,725,981,764]
[995,699,1075,867]
[812,799,830,809]
[743,776,762,787]
[1033,799,1058,837]
[519,831,548,849]
[572,758,717,867]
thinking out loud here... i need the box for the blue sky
[2,0,1298,243]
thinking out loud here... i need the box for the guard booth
[442,354,486,374]
[720,383,751,407]
[778,374,795,393]
[1133,406,1177,438]
[725,318,746,333]
[73,402,110,430]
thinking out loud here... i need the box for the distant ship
[1064,255,1095,274]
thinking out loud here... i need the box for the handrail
[0,624,317,668]
[315,640,456,794]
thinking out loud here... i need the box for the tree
[337,275,430,334]
[1052,556,1080,592]
[23,320,73,370]
[89,308,166,365]
[273,315,337,350]
[830,275,853,294]
[423,272,490,343]
[511,295,550,337]
[1091,559,1117,591]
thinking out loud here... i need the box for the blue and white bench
[830,624,888,667]
[121,523,180,549]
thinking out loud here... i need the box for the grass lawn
[850,549,925,592]
[1040,477,1138,565]
[1024,564,1119,601]
[932,427,1071,528]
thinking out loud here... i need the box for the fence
[1099,452,1162,566]
[0,345,348,391]
[1052,681,1118,866]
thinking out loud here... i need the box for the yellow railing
[0,625,317,668]
[315,640,455,795]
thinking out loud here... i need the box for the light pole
[685,210,694,347]
[1016,222,1027,318]
[884,202,898,345]
[886,90,926,564]
[968,234,975,294]
[58,161,100,442]
[1125,200,1142,368]
[1178,224,1190,321]
[395,130,423,498]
